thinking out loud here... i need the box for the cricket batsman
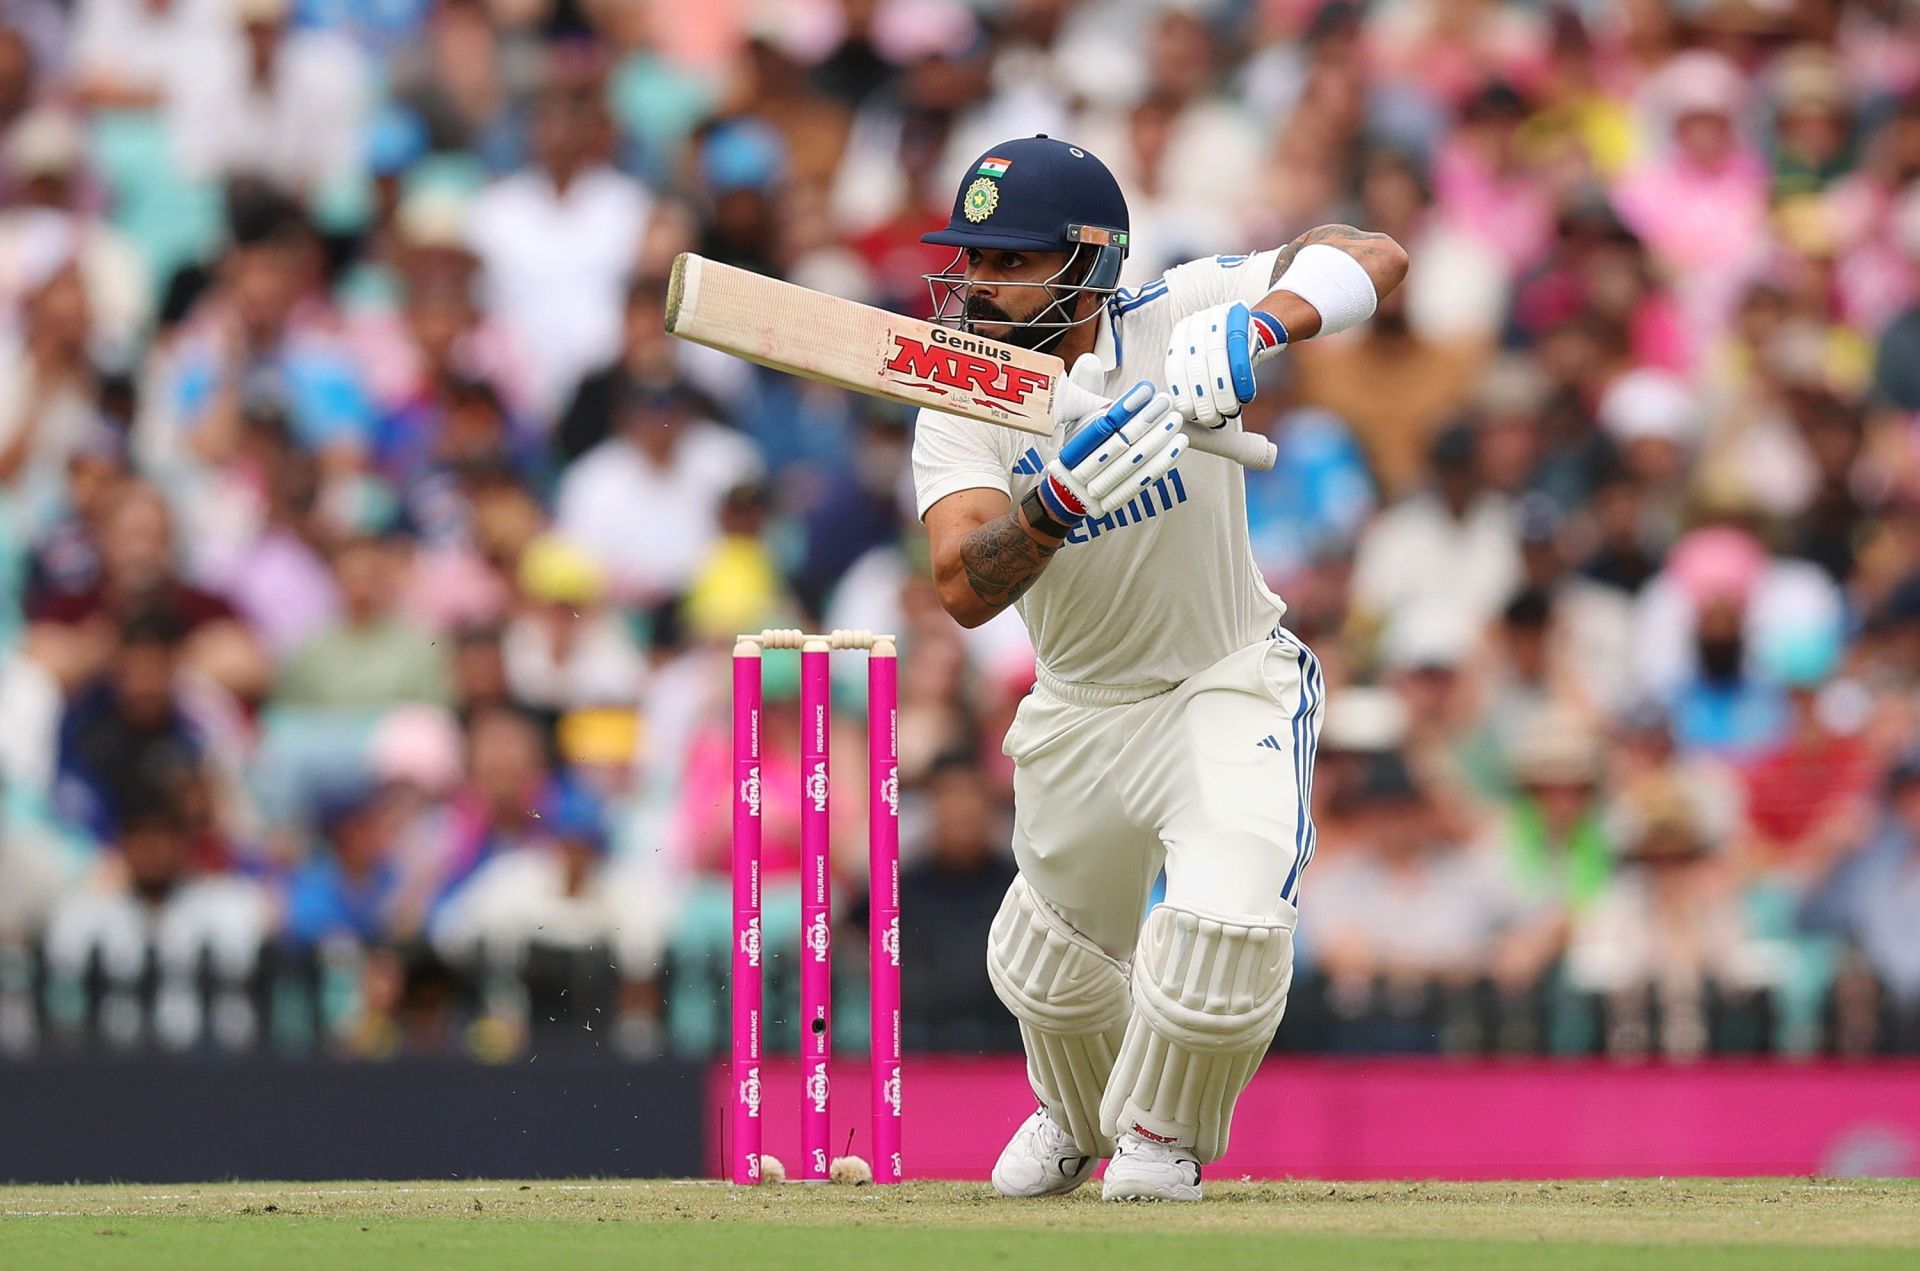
[911,136,1407,1200]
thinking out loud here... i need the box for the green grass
[2,1178,1916,1269]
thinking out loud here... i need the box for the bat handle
[1188,424,1278,471]
[1055,379,1279,472]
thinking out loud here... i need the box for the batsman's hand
[1036,377,1185,525]
[1164,302,1288,429]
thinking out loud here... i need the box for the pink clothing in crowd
[1612,149,1771,334]
[1432,141,1556,278]
[672,724,806,882]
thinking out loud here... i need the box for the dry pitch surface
[2,1178,1917,1269]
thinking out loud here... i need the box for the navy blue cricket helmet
[922,136,1130,291]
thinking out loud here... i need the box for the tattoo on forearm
[959,513,1057,609]
[1278,223,1405,282]
[1267,242,1298,285]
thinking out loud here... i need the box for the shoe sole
[1101,1183,1202,1202]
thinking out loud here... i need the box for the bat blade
[665,253,1277,470]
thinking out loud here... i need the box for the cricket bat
[664,253,1278,471]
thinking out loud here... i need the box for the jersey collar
[1090,301,1122,372]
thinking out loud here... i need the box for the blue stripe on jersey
[1113,279,1167,314]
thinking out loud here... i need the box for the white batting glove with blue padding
[1036,378,1187,524]
[1165,302,1289,429]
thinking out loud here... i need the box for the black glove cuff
[1020,485,1075,541]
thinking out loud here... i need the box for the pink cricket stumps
[869,638,903,1183]
[730,639,764,1186]
[730,630,902,1185]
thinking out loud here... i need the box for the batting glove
[1164,302,1288,429]
[1036,380,1186,525]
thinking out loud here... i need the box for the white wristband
[1275,242,1378,337]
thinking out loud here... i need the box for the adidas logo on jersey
[1011,447,1045,476]
[1256,735,1284,751]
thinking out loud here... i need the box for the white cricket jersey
[913,250,1288,693]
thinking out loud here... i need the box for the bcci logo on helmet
[740,1065,762,1118]
[806,1064,829,1113]
[805,910,830,963]
[806,761,829,814]
[739,916,761,968]
[962,176,999,222]
[883,915,901,968]
[881,1067,902,1117]
[739,766,761,817]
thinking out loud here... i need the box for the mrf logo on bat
[882,327,1050,417]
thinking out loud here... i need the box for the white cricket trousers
[1001,628,1326,957]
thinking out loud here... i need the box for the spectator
[1308,752,1516,1053]
[350,194,539,461]
[1351,422,1521,645]
[385,0,519,161]
[284,779,405,950]
[141,207,373,478]
[681,481,786,645]
[432,776,625,972]
[1567,776,1779,1060]
[0,256,100,532]
[553,381,762,605]
[501,534,643,712]
[1072,10,1265,264]
[1431,81,1555,280]
[1801,753,1920,1052]
[1613,51,1770,334]
[1737,628,1875,880]
[0,25,38,151]
[553,274,674,466]
[1766,46,1856,200]
[466,72,650,414]
[52,609,213,842]
[41,791,271,1051]
[898,752,1018,1052]
[195,410,337,658]
[0,107,150,352]
[71,0,228,111]
[433,703,552,903]
[1633,524,1843,727]
[692,117,790,279]
[1240,381,1377,587]
[0,790,77,954]
[1476,587,1583,763]
[1293,287,1490,499]
[1478,707,1611,1049]
[275,506,451,710]
[167,0,367,193]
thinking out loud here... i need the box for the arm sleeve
[912,407,1015,521]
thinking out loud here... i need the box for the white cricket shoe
[991,1109,1098,1198]
[1101,1130,1202,1202]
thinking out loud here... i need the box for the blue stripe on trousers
[1294,645,1325,892]
[1279,640,1316,903]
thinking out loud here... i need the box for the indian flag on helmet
[976,156,1012,177]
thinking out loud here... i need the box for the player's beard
[965,292,1072,352]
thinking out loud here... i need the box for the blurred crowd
[3,0,1920,1063]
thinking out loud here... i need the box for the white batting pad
[1100,902,1295,1162]
[987,875,1133,1156]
